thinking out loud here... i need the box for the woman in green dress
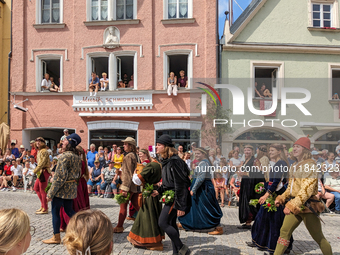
[127,161,165,251]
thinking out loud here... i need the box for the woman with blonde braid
[0,208,33,255]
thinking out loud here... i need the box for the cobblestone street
[1,191,339,255]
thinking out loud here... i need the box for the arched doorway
[233,129,294,152]
[314,130,340,152]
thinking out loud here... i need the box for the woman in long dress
[178,147,223,234]
[60,146,90,231]
[127,162,164,250]
[247,144,293,254]
[238,144,265,229]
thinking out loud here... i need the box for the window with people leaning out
[167,55,189,97]
[253,67,278,99]
[40,59,61,92]
[332,69,340,100]
[89,55,134,96]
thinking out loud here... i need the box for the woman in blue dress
[247,143,293,254]
[178,147,223,235]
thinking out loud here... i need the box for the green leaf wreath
[254,183,265,194]
[115,192,131,204]
[142,183,154,198]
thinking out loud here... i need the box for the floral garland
[142,183,154,198]
[262,194,277,212]
[115,192,130,204]
[45,182,52,193]
[254,183,265,194]
[159,190,175,205]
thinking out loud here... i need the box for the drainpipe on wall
[7,0,13,126]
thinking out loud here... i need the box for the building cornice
[223,42,340,55]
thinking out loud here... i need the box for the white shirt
[41,79,51,89]
[11,165,23,176]
[30,162,37,170]
[324,175,340,191]
[24,167,34,176]
[230,157,242,166]
[100,78,109,84]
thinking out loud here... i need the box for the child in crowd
[23,160,35,192]
[230,170,242,202]
[213,172,226,207]
[63,210,113,255]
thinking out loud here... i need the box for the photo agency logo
[199,84,312,128]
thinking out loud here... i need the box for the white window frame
[163,50,193,90]
[250,61,284,99]
[36,54,63,92]
[308,0,339,28]
[36,0,63,24]
[328,63,340,100]
[163,0,193,20]
[86,51,137,91]
[86,0,137,21]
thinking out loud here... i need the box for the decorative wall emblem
[103,26,120,49]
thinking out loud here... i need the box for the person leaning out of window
[177,70,188,88]
[167,72,177,96]
[41,73,52,92]
[100,72,109,91]
[89,72,100,97]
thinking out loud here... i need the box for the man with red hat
[273,137,332,255]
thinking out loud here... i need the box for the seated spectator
[127,74,134,88]
[0,208,32,255]
[100,160,117,198]
[23,150,31,162]
[87,160,102,197]
[23,160,36,192]
[324,171,340,214]
[95,146,107,169]
[29,155,37,170]
[18,145,27,163]
[49,77,60,92]
[0,159,12,191]
[113,147,124,170]
[230,171,242,202]
[100,72,109,91]
[117,79,125,88]
[10,158,24,191]
[11,142,20,158]
[89,72,100,97]
[167,72,177,96]
[213,172,226,207]
[333,93,339,100]
[177,70,188,88]
[41,73,52,91]
[322,152,336,177]
[316,177,334,211]
[63,210,113,255]
[123,73,129,86]
[86,144,98,168]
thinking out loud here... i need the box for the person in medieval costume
[178,147,223,235]
[273,137,332,255]
[127,162,164,250]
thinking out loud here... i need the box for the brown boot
[113,226,124,233]
[42,234,61,244]
[147,243,163,251]
[208,226,223,235]
[36,207,43,212]
[36,209,48,215]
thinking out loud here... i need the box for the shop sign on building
[72,93,153,111]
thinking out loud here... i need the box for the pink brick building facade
[10,0,217,150]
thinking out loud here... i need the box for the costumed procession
[0,134,335,255]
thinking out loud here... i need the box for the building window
[164,0,192,19]
[116,0,133,20]
[41,0,60,23]
[36,55,63,92]
[87,52,137,91]
[164,50,192,89]
[86,0,137,21]
[90,129,137,148]
[156,130,199,152]
[312,3,332,27]
[91,0,108,21]
[251,62,284,99]
[331,68,340,99]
